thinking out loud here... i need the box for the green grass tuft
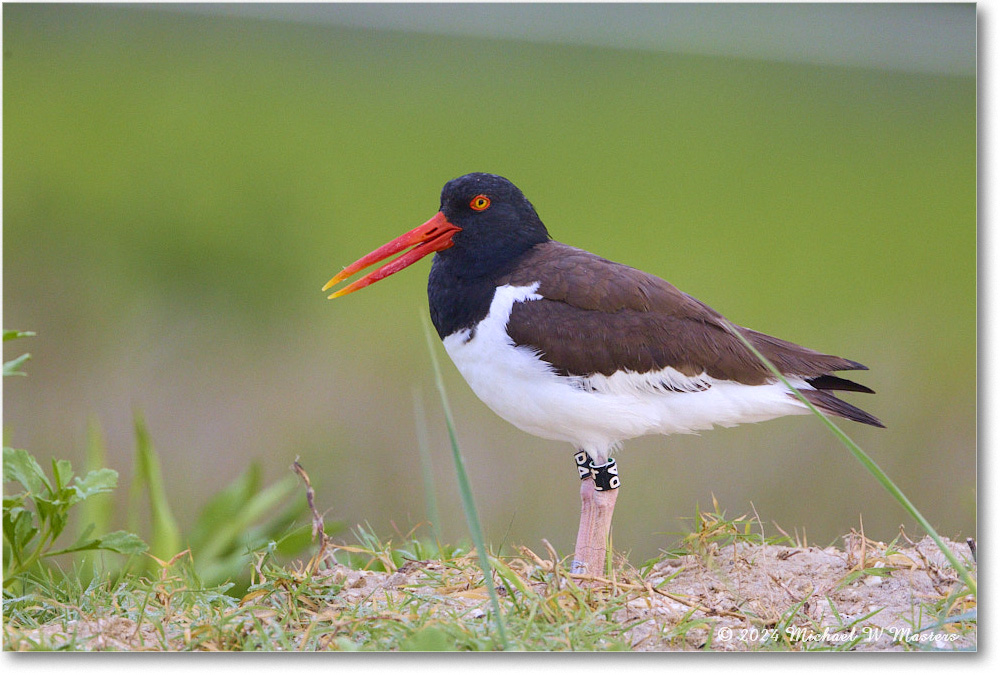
[420,312,511,650]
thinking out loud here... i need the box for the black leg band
[574,450,593,480]
[590,457,620,491]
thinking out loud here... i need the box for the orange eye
[470,195,491,211]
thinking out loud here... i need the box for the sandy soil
[288,531,977,651]
[618,533,976,651]
[5,532,975,651]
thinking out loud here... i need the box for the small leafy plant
[2,329,35,376]
[2,447,148,588]
[3,329,148,588]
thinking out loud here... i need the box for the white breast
[441,284,811,463]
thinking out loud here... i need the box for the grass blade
[78,421,116,579]
[132,413,182,563]
[420,313,510,650]
[721,319,976,596]
[81,421,115,535]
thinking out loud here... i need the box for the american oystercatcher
[323,173,883,575]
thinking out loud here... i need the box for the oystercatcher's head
[323,173,549,298]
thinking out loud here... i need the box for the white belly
[441,284,810,463]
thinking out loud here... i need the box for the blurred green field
[3,5,975,564]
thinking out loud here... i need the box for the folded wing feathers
[502,241,883,427]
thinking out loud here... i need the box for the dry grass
[4,516,976,652]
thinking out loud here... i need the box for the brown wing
[500,241,869,386]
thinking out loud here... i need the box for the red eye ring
[470,195,491,211]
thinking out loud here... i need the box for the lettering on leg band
[590,457,620,491]
[574,450,593,480]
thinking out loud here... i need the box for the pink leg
[572,477,618,576]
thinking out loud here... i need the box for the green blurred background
[3,4,976,563]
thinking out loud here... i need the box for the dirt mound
[311,531,976,651]
[621,534,976,650]
[4,533,975,651]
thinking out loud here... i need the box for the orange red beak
[322,212,461,299]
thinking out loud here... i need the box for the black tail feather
[806,374,876,394]
[796,389,885,428]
